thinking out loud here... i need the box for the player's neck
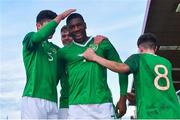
[82,36,90,44]
[74,36,90,44]
[141,49,155,55]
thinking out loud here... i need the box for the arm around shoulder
[83,48,130,73]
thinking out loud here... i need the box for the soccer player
[21,9,76,119]
[60,25,73,46]
[58,13,125,119]
[83,33,180,119]
[59,25,106,119]
[58,25,72,119]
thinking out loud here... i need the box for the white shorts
[68,103,115,119]
[21,96,58,119]
[58,108,69,119]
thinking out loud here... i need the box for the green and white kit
[58,37,124,105]
[22,20,60,103]
[124,53,180,119]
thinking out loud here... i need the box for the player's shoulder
[128,54,140,60]
[59,42,74,53]
[157,55,172,65]
[63,42,74,49]
[95,37,115,48]
[49,42,60,50]
[93,35,109,45]
[125,53,140,64]
[24,32,35,39]
[99,37,110,44]
[23,32,35,43]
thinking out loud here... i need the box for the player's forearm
[54,9,76,24]
[32,20,58,43]
[119,73,128,96]
[94,55,129,73]
[54,14,63,24]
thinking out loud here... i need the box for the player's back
[136,53,180,119]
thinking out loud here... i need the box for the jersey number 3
[154,65,170,91]
[48,52,53,61]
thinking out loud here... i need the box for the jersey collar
[73,36,93,47]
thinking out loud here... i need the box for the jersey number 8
[154,65,170,91]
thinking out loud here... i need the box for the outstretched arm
[83,48,130,73]
[54,9,76,24]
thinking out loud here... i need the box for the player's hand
[115,96,127,118]
[83,48,97,61]
[94,35,107,45]
[61,9,76,20]
[127,92,136,104]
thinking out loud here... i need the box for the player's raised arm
[55,9,76,24]
[83,48,130,73]
[30,9,76,45]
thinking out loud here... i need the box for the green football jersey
[58,37,123,105]
[22,20,60,103]
[125,53,180,119]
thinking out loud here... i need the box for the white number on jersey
[48,52,53,61]
[154,65,170,91]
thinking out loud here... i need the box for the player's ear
[36,23,41,30]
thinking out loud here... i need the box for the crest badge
[89,43,98,51]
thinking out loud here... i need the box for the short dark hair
[137,33,158,50]
[36,10,57,24]
[61,25,68,32]
[66,13,84,25]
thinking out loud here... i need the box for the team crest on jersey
[89,43,98,51]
